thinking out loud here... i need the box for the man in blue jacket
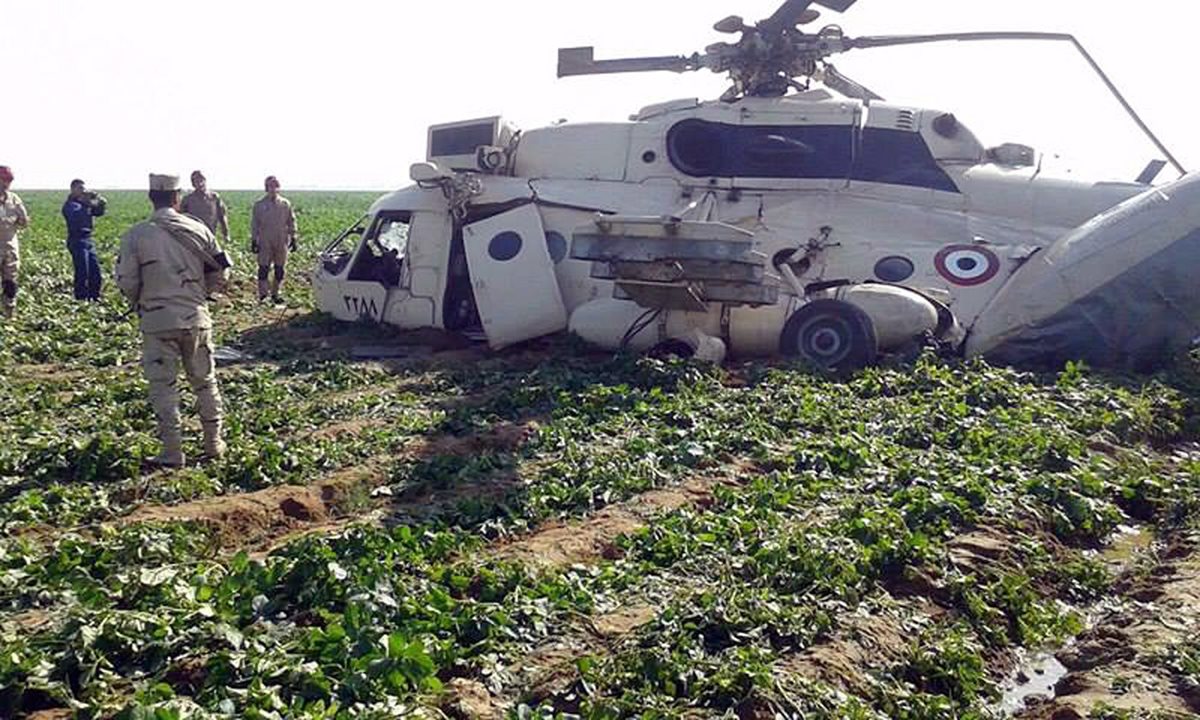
[62,178,107,301]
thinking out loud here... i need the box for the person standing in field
[61,178,107,301]
[250,175,296,303]
[0,166,29,319]
[115,173,231,468]
[181,170,230,244]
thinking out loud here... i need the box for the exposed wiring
[618,307,662,352]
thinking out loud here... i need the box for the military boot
[201,421,226,462]
[148,425,185,469]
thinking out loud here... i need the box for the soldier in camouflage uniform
[0,166,29,319]
[181,170,230,243]
[250,175,296,303]
[115,174,231,467]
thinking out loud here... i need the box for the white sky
[4,0,1195,190]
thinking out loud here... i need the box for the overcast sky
[4,0,1194,190]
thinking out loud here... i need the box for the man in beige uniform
[250,175,296,302]
[116,174,231,467]
[180,170,230,243]
[0,165,29,319]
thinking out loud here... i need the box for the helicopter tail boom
[968,172,1200,371]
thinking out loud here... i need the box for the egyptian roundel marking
[488,231,523,262]
[873,255,915,283]
[934,245,1000,286]
[545,231,568,263]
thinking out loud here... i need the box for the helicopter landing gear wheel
[647,339,695,359]
[780,299,878,371]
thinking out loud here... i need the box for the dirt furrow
[489,475,719,568]
[1020,534,1200,719]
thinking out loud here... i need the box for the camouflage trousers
[256,237,289,299]
[142,328,224,464]
[0,242,18,317]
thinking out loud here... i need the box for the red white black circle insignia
[934,245,1000,286]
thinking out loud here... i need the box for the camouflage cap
[149,173,181,192]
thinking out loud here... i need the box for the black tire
[779,299,879,370]
[647,339,695,359]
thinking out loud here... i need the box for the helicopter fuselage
[314,92,1156,360]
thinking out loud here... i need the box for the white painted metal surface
[313,87,1189,366]
[462,205,568,349]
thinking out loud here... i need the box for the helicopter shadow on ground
[224,312,613,531]
[222,311,479,369]
[377,336,621,532]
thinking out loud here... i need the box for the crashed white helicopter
[315,0,1200,371]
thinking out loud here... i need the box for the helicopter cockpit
[322,212,408,288]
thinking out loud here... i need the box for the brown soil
[589,602,657,638]
[778,605,914,696]
[491,476,718,569]
[3,608,53,632]
[309,417,387,441]
[947,525,1016,573]
[441,679,503,720]
[432,475,726,712]
[118,421,540,551]
[417,420,540,459]
[1019,538,1200,719]
[519,634,604,704]
[6,363,90,384]
[122,461,386,548]
[26,710,74,720]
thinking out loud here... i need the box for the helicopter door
[463,204,568,349]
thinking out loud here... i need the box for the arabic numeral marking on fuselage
[343,295,379,318]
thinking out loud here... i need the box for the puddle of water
[996,525,1159,716]
[1098,524,1155,571]
[998,650,1069,715]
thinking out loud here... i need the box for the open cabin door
[463,204,568,349]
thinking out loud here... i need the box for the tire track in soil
[1018,533,1200,719]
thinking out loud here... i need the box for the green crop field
[3,191,1200,720]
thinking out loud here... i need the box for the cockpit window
[373,213,410,256]
[346,211,411,286]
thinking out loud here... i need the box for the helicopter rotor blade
[814,0,858,12]
[760,0,858,34]
[821,63,883,101]
[848,31,1073,50]
[759,0,815,34]
[558,47,699,78]
[844,31,1186,175]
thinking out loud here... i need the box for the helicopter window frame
[664,118,960,193]
[667,119,856,180]
[854,127,960,194]
[345,210,412,287]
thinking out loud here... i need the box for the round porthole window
[874,255,915,282]
[546,231,568,263]
[488,231,523,262]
